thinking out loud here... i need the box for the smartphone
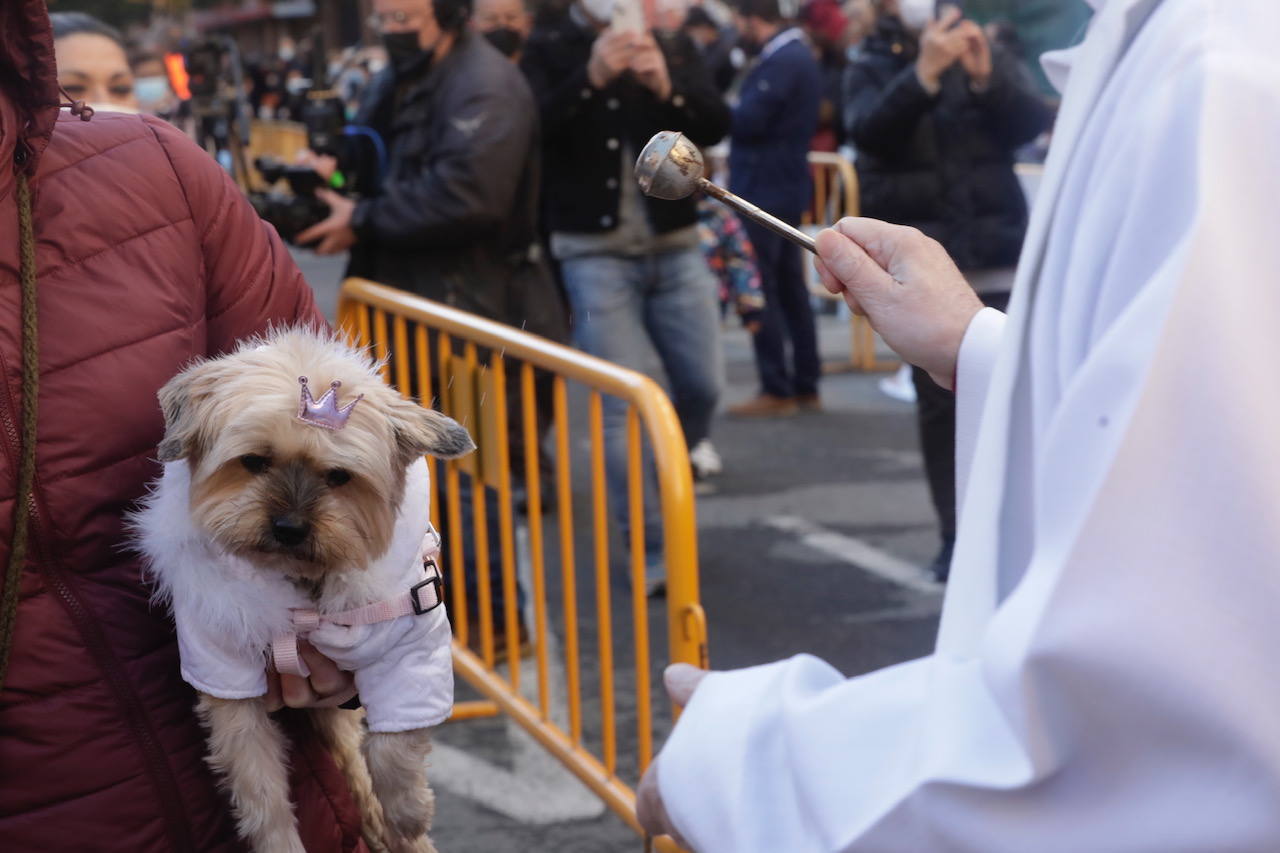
[612,0,646,34]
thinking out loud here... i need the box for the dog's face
[156,328,473,578]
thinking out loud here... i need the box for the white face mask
[133,76,170,109]
[580,0,616,26]
[897,0,934,33]
[86,102,140,115]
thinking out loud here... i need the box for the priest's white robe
[657,0,1280,849]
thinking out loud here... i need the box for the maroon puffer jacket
[0,3,368,850]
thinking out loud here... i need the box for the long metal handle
[697,178,816,254]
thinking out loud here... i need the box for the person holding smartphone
[840,0,1050,582]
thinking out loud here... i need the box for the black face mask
[382,31,431,75]
[483,27,524,58]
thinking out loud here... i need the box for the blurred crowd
[55,0,1056,585]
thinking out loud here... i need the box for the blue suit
[729,32,823,400]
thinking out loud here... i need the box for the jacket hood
[1,0,60,191]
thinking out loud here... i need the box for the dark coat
[520,13,730,236]
[0,2,366,849]
[729,33,824,224]
[842,17,1052,271]
[349,32,564,341]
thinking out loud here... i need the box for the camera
[243,32,382,247]
[248,89,355,245]
[248,157,331,245]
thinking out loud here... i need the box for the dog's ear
[390,397,476,464]
[156,359,220,462]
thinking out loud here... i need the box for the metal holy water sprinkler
[635,130,817,254]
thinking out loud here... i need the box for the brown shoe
[796,393,822,412]
[728,394,798,417]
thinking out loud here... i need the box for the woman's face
[55,32,139,111]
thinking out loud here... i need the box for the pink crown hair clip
[297,376,363,430]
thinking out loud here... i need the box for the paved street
[293,251,942,852]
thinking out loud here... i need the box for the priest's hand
[637,664,709,847]
[814,218,983,390]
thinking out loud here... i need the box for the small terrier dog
[132,328,473,853]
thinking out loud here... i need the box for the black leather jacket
[842,17,1051,271]
[520,12,730,236]
[348,32,564,340]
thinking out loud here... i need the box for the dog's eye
[240,454,271,474]
[325,468,352,488]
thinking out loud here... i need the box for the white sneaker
[690,439,723,479]
[878,364,917,403]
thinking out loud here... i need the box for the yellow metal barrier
[338,278,707,850]
[803,152,898,373]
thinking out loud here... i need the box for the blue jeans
[560,248,723,574]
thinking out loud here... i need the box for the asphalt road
[293,251,942,852]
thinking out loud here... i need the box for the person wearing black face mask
[471,0,534,61]
[296,0,567,651]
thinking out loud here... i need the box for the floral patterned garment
[696,198,765,323]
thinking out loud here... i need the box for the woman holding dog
[0,1,371,849]
[641,0,1280,849]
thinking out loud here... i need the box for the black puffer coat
[520,12,730,237]
[348,32,564,342]
[842,17,1051,271]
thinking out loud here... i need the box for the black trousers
[745,221,821,398]
[911,290,1010,544]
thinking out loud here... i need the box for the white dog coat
[135,458,454,732]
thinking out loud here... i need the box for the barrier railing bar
[492,355,520,687]
[554,375,583,745]
[413,324,439,532]
[440,331,469,648]
[589,391,617,776]
[465,342,496,669]
[627,406,652,770]
[392,315,409,397]
[355,302,370,349]
[522,363,551,719]
[373,308,390,383]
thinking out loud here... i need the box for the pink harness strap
[271,528,444,678]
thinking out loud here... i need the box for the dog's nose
[271,515,311,547]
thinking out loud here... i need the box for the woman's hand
[265,640,358,710]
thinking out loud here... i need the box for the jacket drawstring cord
[0,170,40,691]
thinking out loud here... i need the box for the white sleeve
[953,307,1006,513]
[311,606,455,732]
[659,29,1280,853]
[174,606,268,699]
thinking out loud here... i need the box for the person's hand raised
[915,5,966,94]
[630,33,672,101]
[953,19,993,90]
[814,218,982,389]
[588,28,638,90]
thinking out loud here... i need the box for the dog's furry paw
[389,834,438,853]
[379,782,434,843]
[364,729,436,846]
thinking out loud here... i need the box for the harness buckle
[410,558,444,616]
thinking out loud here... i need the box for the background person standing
[297,0,566,646]
[843,0,1049,580]
[521,0,730,594]
[726,0,823,418]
